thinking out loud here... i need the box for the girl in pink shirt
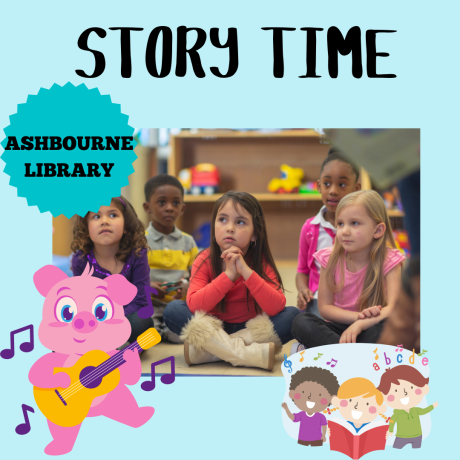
[296,148,361,314]
[292,190,405,348]
[164,191,299,370]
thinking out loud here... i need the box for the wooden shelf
[168,131,405,259]
[173,129,321,139]
[388,209,405,217]
[184,193,322,203]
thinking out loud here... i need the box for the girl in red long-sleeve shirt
[164,191,300,370]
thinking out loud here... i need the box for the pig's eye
[55,296,77,323]
[91,296,113,322]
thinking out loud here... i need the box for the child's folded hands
[221,246,243,259]
[224,252,239,281]
[223,250,253,280]
[357,305,382,319]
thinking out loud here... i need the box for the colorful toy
[178,163,220,195]
[29,264,158,455]
[178,168,192,193]
[382,187,403,212]
[393,229,411,257]
[268,164,305,193]
[299,181,320,194]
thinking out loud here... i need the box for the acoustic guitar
[33,327,161,427]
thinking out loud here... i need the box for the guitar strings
[73,332,156,389]
[60,334,152,399]
[59,341,140,399]
[60,337,149,400]
[59,343,141,399]
[76,341,142,389]
[59,340,143,398]
[60,333,154,400]
[62,330,155,394]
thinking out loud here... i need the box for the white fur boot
[231,313,283,354]
[180,311,276,370]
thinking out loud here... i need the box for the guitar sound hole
[80,366,103,389]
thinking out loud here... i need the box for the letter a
[373,363,380,371]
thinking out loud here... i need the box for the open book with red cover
[328,419,388,459]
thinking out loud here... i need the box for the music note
[373,348,379,360]
[141,356,175,391]
[283,354,293,373]
[1,325,34,360]
[313,353,323,361]
[417,349,428,357]
[137,286,158,319]
[15,404,34,435]
[299,351,305,362]
[395,344,403,352]
[326,358,338,368]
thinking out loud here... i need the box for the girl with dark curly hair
[71,196,152,344]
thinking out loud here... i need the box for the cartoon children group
[282,364,438,452]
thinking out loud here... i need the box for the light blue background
[0,1,454,459]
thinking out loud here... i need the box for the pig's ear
[106,274,137,306]
[33,265,69,297]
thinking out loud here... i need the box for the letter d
[409,349,415,364]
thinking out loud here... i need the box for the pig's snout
[72,311,98,333]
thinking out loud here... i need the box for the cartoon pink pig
[29,263,154,455]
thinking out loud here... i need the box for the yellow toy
[268,164,305,193]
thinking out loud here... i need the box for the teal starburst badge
[1,83,137,217]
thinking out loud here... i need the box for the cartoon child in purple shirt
[282,366,340,446]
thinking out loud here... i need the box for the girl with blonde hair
[292,190,405,347]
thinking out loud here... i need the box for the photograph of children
[51,128,420,377]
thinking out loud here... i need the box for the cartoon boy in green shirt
[377,365,438,449]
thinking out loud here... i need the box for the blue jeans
[164,300,300,344]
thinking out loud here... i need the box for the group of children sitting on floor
[69,148,406,371]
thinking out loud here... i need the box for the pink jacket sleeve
[244,265,286,316]
[187,253,235,313]
[297,221,311,274]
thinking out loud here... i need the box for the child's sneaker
[290,342,306,356]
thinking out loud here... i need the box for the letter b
[44,163,56,177]
[384,352,391,365]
